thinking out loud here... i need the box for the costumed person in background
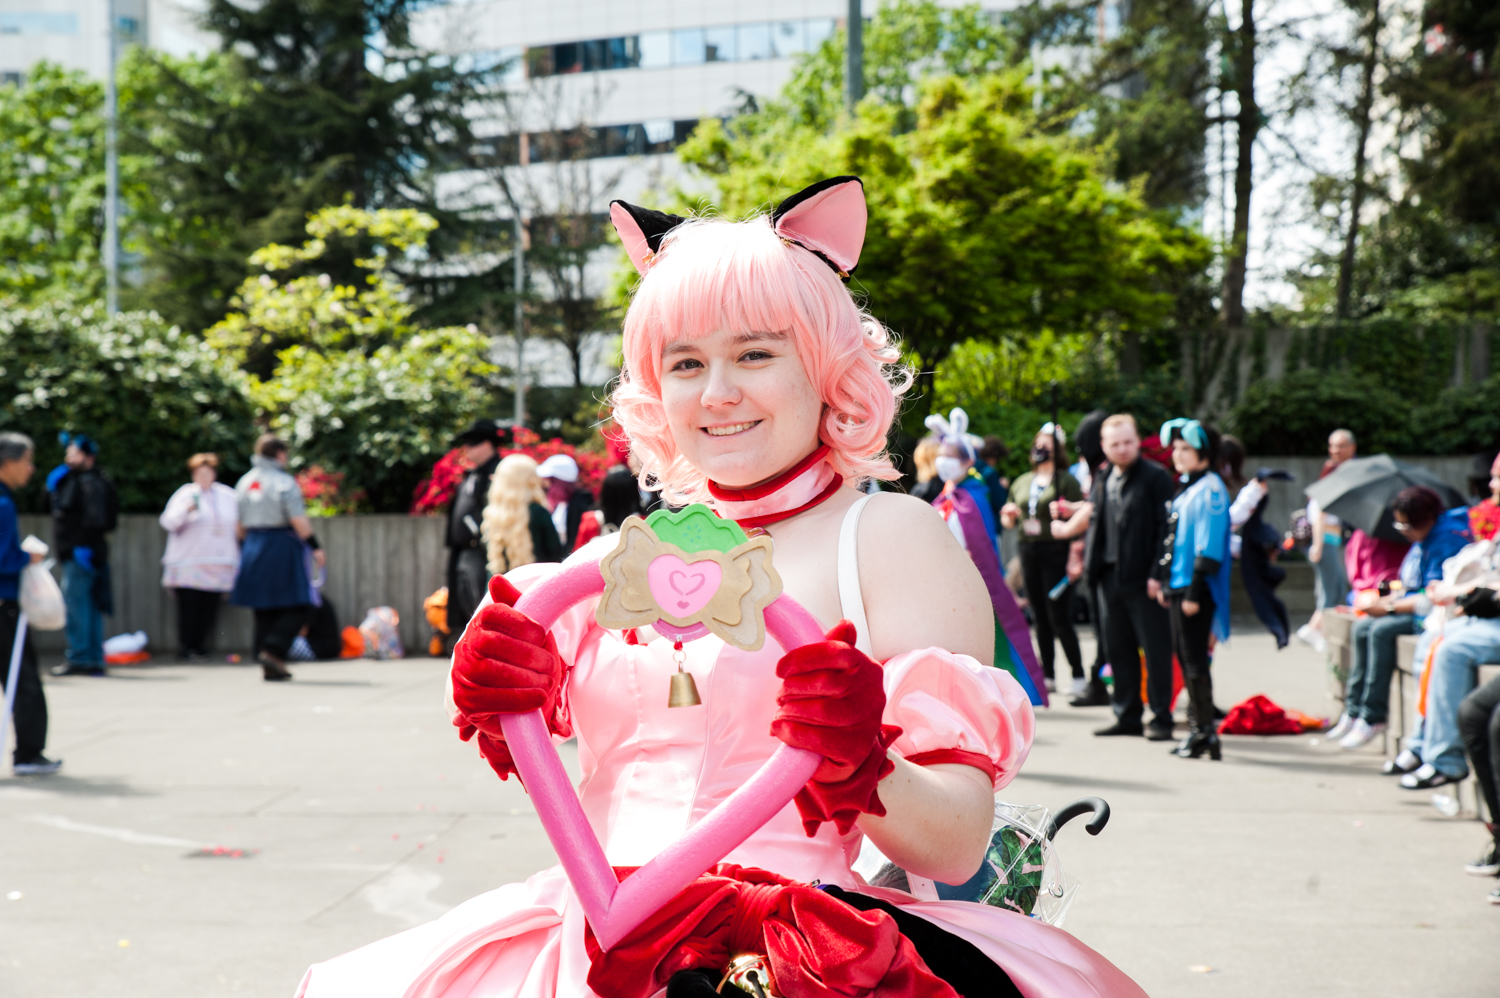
[446,419,508,644]
[1158,418,1232,761]
[927,409,1048,705]
[976,436,1010,527]
[297,177,1145,998]
[482,454,562,582]
[538,453,595,552]
[909,436,943,504]
[49,432,118,677]
[231,434,325,682]
[1001,426,1085,694]
[159,453,240,662]
[593,433,643,541]
[1053,410,1111,708]
[1223,434,1295,651]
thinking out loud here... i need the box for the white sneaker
[1326,713,1354,740]
[1044,678,1057,693]
[1339,719,1385,750]
[1070,677,1088,696]
[1296,623,1326,653]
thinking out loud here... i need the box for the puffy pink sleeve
[881,648,1035,791]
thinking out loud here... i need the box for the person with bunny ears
[297,178,1147,998]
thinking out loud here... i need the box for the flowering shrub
[298,464,367,516]
[1470,499,1500,542]
[408,428,612,515]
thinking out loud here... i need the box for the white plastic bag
[102,631,149,656]
[358,607,404,660]
[18,535,64,631]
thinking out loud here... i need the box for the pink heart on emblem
[503,560,823,951]
[646,555,721,618]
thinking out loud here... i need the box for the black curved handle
[1045,797,1110,841]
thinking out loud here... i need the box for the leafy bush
[1226,369,1413,455]
[0,300,256,511]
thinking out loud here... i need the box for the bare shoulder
[855,492,995,664]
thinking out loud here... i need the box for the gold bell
[668,641,702,708]
[668,669,702,708]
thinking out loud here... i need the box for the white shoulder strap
[838,494,877,657]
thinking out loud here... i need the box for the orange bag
[339,625,364,659]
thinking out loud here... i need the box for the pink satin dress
[296,544,1147,998]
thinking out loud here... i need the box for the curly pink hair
[610,213,911,504]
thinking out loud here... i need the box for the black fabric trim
[820,885,1024,998]
[609,200,688,254]
[770,175,863,224]
[769,176,864,282]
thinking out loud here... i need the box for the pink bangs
[610,213,910,504]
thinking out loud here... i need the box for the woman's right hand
[451,575,567,744]
[999,502,1020,529]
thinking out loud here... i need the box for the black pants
[1241,545,1289,649]
[1018,542,1082,680]
[1170,590,1216,728]
[1459,674,1500,835]
[1100,568,1175,729]
[1,601,48,765]
[174,588,223,656]
[254,606,311,659]
[446,547,489,646]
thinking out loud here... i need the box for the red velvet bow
[771,620,901,836]
[585,865,958,998]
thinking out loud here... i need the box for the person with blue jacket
[1158,418,1232,761]
[0,432,60,774]
[1329,486,1472,751]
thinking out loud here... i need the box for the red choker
[707,445,844,530]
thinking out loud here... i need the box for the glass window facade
[522,17,841,79]
[0,12,80,35]
[485,119,703,165]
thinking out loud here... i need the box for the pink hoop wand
[500,558,825,951]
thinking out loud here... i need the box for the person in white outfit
[159,453,240,661]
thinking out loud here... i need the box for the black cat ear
[771,176,866,280]
[610,200,689,274]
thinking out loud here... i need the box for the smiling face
[1172,438,1209,475]
[658,327,824,489]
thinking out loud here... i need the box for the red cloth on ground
[584,864,958,998]
[771,619,901,836]
[451,575,572,781]
[1218,694,1321,735]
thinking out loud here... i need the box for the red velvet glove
[770,619,901,837]
[452,575,571,781]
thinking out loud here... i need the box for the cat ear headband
[1159,418,1207,452]
[609,176,867,282]
[923,408,976,460]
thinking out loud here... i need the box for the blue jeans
[62,559,104,667]
[1313,541,1348,610]
[1344,613,1421,724]
[1419,616,1500,778]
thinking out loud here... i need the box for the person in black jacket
[1083,415,1177,739]
[445,420,508,644]
[49,434,118,677]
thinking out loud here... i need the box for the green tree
[122,0,512,332]
[0,300,256,512]
[678,72,1210,427]
[213,206,500,511]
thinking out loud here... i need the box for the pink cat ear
[771,177,866,279]
[610,201,688,275]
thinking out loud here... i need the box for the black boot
[1172,676,1222,760]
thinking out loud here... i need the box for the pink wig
[610,214,911,503]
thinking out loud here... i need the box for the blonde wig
[912,437,940,483]
[484,454,546,575]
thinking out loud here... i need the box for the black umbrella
[1303,454,1466,543]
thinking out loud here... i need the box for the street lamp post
[845,0,863,111]
[103,0,119,313]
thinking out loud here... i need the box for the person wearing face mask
[1157,418,1232,761]
[1001,426,1085,694]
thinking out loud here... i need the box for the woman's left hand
[772,619,900,835]
[1181,599,1200,617]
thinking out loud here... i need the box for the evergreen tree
[124,0,511,334]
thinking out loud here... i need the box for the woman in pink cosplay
[296,178,1147,998]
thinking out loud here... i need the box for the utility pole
[103,0,119,313]
[513,210,526,429]
[845,0,863,111]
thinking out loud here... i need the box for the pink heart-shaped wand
[501,559,824,951]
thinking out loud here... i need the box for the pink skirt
[297,866,1147,998]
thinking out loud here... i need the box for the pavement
[1,631,1497,997]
